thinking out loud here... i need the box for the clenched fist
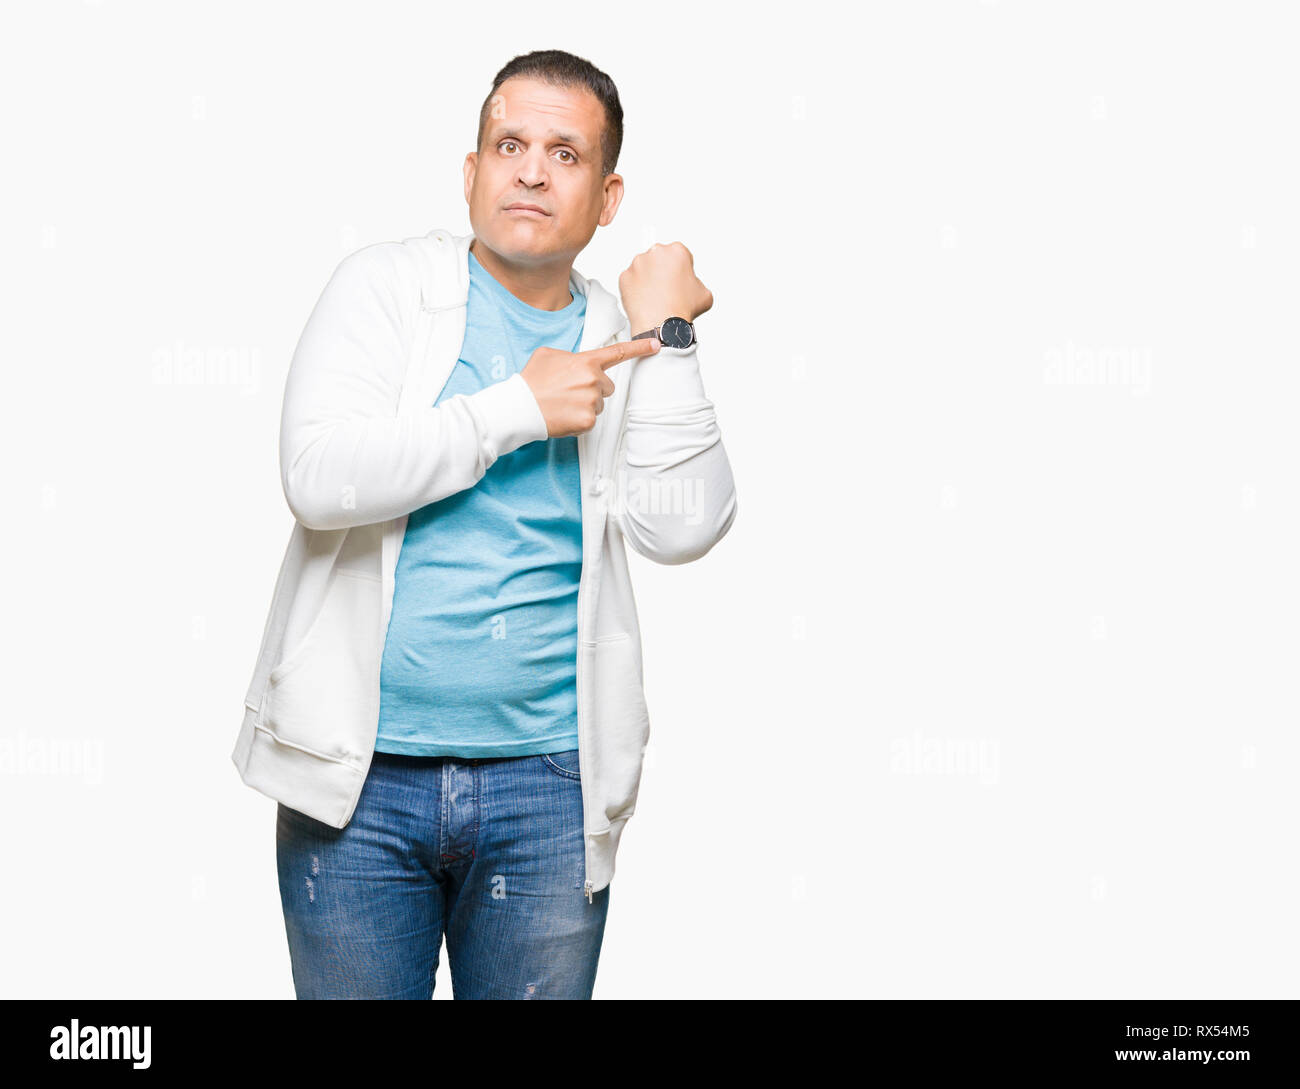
[520,338,661,438]
[618,241,714,335]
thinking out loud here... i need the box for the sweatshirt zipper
[576,427,594,904]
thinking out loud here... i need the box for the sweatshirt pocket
[580,631,650,829]
[260,569,382,765]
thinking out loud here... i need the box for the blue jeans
[275,748,610,999]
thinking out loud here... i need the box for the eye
[556,149,576,164]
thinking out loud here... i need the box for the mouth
[504,204,550,217]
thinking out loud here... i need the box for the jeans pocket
[540,749,582,780]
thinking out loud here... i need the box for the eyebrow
[492,127,588,152]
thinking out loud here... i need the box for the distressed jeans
[275,748,610,999]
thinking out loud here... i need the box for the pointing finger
[580,335,661,372]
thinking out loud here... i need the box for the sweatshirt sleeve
[279,246,548,531]
[611,341,738,565]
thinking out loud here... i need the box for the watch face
[659,316,693,349]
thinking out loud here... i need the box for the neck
[470,238,574,311]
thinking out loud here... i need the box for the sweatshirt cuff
[629,344,709,408]
[474,371,550,453]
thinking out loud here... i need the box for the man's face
[464,76,623,268]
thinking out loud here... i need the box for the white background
[2,0,1296,998]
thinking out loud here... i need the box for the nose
[515,148,549,189]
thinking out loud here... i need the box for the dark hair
[477,50,623,177]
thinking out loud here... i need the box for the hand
[520,337,661,437]
[619,241,714,334]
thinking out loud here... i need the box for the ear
[597,172,625,228]
[463,152,477,205]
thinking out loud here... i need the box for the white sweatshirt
[232,228,738,898]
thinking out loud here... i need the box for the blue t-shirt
[374,248,585,757]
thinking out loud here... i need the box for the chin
[501,216,555,237]
[497,225,565,259]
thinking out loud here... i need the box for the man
[232,49,737,999]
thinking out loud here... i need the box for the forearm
[282,373,546,531]
[613,343,738,564]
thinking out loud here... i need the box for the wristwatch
[631,315,697,350]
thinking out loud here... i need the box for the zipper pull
[584,880,594,904]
